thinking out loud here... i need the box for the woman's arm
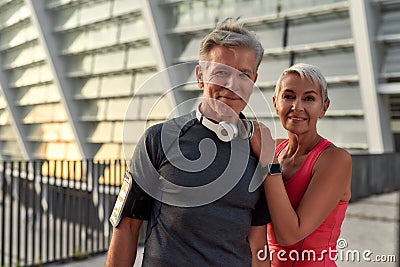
[251,122,352,246]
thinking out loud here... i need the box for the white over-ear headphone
[196,108,254,142]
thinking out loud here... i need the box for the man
[106,18,270,266]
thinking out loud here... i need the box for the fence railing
[0,159,127,267]
[350,153,400,201]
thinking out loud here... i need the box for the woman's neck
[286,133,322,157]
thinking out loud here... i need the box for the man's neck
[199,103,239,124]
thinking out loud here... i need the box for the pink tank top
[267,139,348,267]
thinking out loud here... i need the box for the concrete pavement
[49,191,399,266]
[338,191,398,266]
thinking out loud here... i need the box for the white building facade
[0,0,398,160]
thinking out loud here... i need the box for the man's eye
[305,96,315,101]
[215,70,229,77]
[239,72,251,79]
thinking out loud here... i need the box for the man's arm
[106,217,143,266]
[248,225,270,267]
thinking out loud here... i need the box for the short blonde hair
[274,63,328,104]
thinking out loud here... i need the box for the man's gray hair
[274,63,329,104]
[199,17,264,72]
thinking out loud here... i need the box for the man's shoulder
[169,111,197,127]
[145,111,197,136]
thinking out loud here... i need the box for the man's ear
[253,73,258,83]
[319,98,330,118]
[195,65,204,89]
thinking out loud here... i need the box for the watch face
[269,163,282,175]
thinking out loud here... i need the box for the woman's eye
[305,96,315,101]
[283,95,294,99]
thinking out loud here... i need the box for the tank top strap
[275,139,289,155]
[304,138,332,169]
[275,138,332,164]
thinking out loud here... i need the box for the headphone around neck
[195,108,254,142]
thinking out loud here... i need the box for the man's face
[197,45,258,119]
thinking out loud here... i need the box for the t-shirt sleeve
[120,171,153,220]
[109,169,154,226]
[112,125,163,224]
[251,190,271,226]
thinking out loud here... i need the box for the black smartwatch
[267,163,282,175]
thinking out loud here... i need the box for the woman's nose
[291,100,304,111]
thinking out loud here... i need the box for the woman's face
[273,73,329,135]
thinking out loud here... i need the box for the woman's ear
[272,96,278,115]
[319,98,330,118]
[195,65,204,89]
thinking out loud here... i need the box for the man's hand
[249,225,271,267]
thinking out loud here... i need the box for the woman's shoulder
[317,140,352,201]
[322,141,352,165]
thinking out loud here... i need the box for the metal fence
[351,153,400,201]
[0,159,127,267]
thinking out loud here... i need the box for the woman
[251,63,352,266]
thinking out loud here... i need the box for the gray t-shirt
[129,112,269,266]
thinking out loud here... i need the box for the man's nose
[224,74,239,91]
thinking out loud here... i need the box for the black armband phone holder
[109,171,153,227]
